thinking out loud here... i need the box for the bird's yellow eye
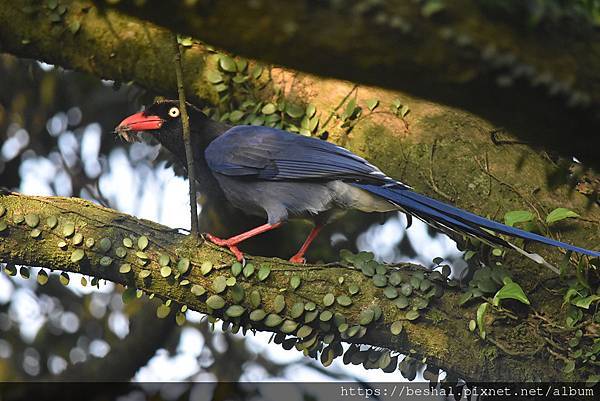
[168,107,180,118]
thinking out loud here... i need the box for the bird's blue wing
[205,125,408,186]
[205,125,599,260]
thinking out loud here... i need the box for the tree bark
[0,0,599,383]
[109,0,600,169]
[0,191,585,381]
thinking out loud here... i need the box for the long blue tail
[354,183,600,258]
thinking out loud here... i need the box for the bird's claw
[289,255,306,264]
[205,233,245,262]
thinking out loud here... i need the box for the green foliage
[492,277,530,306]
[476,302,489,339]
[503,210,534,227]
[546,207,580,224]
[205,53,321,137]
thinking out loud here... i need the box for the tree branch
[109,0,600,169]
[0,192,585,381]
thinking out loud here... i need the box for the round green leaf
[137,235,149,250]
[200,260,213,275]
[249,309,266,321]
[400,283,413,297]
[231,262,242,276]
[206,70,223,84]
[212,276,227,293]
[251,65,263,79]
[320,310,333,322]
[281,320,299,334]
[469,319,476,332]
[229,110,244,122]
[63,221,75,237]
[285,103,304,118]
[264,313,283,327]
[366,99,379,111]
[250,290,261,308]
[359,309,375,325]
[99,238,112,253]
[219,55,237,72]
[59,272,70,286]
[390,321,403,335]
[191,284,206,296]
[372,274,387,287]
[175,312,186,326]
[160,266,172,277]
[25,213,39,228]
[261,103,277,115]
[243,263,255,278]
[383,286,398,299]
[158,254,170,266]
[231,284,244,303]
[206,295,225,310]
[257,265,271,281]
[297,325,313,338]
[389,271,403,286]
[348,284,360,295]
[100,256,112,267]
[290,302,304,318]
[226,305,245,318]
[394,295,409,309]
[156,304,170,319]
[70,249,85,263]
[273,294,285,313]
[323,293,335,306]
[37,270,49,285]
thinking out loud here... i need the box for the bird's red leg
[289,225,324,264]
[205,223,282,261]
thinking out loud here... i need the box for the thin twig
[320,84,358,131]
[423,139,455,202]
[490,129,531,146]
[173,36,199,237]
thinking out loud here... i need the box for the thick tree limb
[1,1,599,168]
[0,192,579,381]
[110,0,600,169]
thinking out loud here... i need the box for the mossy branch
[109,0,600,169]
[0,192,582,381]
[0,1,599,167]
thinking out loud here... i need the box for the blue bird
[116,100,599,268]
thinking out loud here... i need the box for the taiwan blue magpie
[116,100,599,268]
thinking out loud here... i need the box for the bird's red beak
[116,112,164,132]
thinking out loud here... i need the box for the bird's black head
[115,99,210,144]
